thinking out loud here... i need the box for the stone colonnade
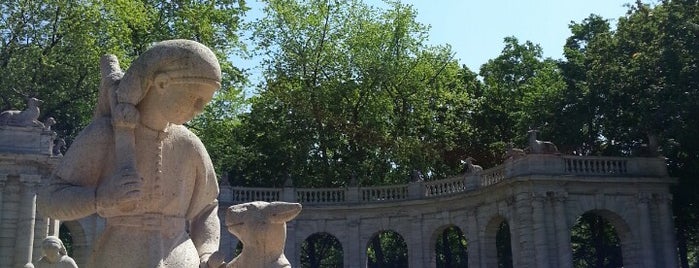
[0,123,680,268]
[246,176,677,268]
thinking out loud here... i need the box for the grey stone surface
[224,201,302,268]
[31,236,78,268]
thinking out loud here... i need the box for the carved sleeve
[37,118,113,220]
[187,135,221,257]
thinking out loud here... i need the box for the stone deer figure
[505,142,526,160]
[0,97,44,127]
[463,157,483,175]
[224,201,302,268]
[527,130,559,154]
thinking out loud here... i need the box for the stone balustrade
[296,188,346,204]
[424,175,466,197]
[230,187,281,203]
[223,154,670,206]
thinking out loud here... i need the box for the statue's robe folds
[39,117,220,268]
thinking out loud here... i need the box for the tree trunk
[371,235,386,268]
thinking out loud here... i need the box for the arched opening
[301,232,343,268]
[367,230,408,268]
[571,211,624,268]
[58,221,87,267]
[58,224,74,256]
[484,216,512,268]
[496,221,512,268]
[435,225,468,268]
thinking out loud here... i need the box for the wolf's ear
[225,204,250,227]
[265,202,302,224]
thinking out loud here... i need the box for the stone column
[285,220,299,267]
[0,177,20,266]
[466,210,481,268]
[531,192,550,268]
[553,192,572,268]
[513,192,533,267]
[345,216,361,268]
[32,214,49,262]
[637,193,655,267]
[656,193,677,268]
[0,173,6,216]
[408,215,426,268]
[15,175,40,267]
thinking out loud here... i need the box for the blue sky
[237,0,633,87]
[394,0,632,71]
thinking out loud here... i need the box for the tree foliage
[367,230,408,268]
[435,226,468,268]
[0,0,249,175]
[232,0,473,187]
[301,233,343,268]
[571,212,623,268]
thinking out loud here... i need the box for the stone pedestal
[0,126,55,156]
[0,126,59,267]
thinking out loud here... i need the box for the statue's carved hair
[95,40,221,120]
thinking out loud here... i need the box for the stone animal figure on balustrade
[223,201,302,268]
[526,130,559,154]
[463,157,483,175]
[505,142,526,160]
[0,97,44,127]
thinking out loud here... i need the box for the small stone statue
[526,130,559,154]
[31,236,78,268]
[410,169,424,182]
[505,142,526,160]
[224,201,302,268]
[52,138,66,157]
[0,97,44,127]
[43,117,56,131]
[463,157,483,175]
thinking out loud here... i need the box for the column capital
[637,192,653,204]
[531,192,548,202]
[552,191,568,202]
[19,174,42,185]
[652,192,673,205]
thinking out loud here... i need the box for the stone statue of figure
[32,236,78,268]
[38,40,224,268]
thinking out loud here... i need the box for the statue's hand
[96,170,142,212]
[200,252,225,268]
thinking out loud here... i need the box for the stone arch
[431,224,468,268]
[59,220,88,268]
[366,230,409,268]
[300,232,343,268]
[483,215,512,268]
[567,195,639,267]
[570,209,633,267]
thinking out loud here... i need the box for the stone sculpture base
[0,126,54,156]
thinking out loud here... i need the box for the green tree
[571,213,623,268]
[301,233,343,268]
[473,37,566,166]
[367,231,408,268]
[560,2,699,265]
[435,226,468,268]
[236,0,472,187]
[0,0,249,175]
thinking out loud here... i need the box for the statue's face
[42,243,61,263]
[158,81,217,125]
